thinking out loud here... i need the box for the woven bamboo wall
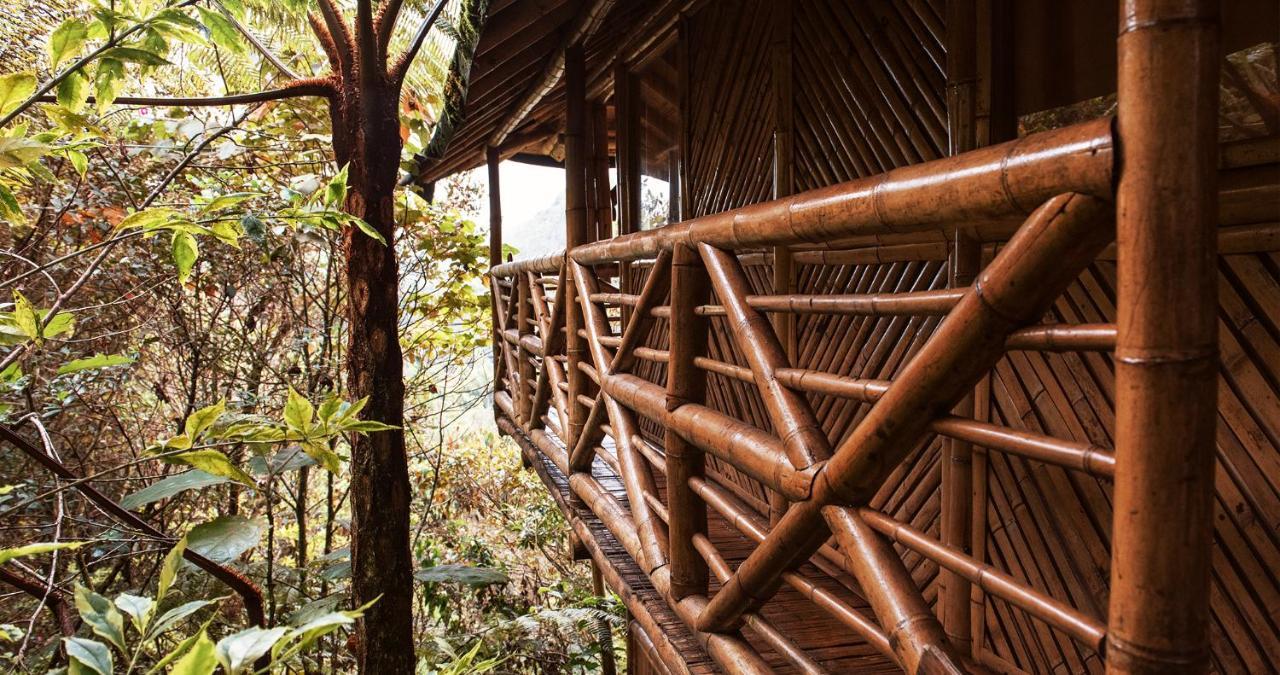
[665,0,1280,672]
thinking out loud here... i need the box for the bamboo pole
[825,507,966,674]
[666,244,711,599]
[1108,1,1220,673]
[573,118,1113,265]
[696,193,1112,633]
[565,43,591,457]
[517,273,535,425]
[941,231,981,654]
[487,146,503,380]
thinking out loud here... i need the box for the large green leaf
[157,537,186,600]
[215,626,288,674]
[56,353,133,376]
[55,70,90,113]
[93,58,124,114]
[63,637,112,675]
[283,386,313,433]
[195,7,246,54]
[170,629,218,675]
[247,445,316,476]
[101,46,171,67]
[0,541,83,564]
[74,584,126,651]
[0,72,35,117]
[49,18,89,68]
[187,516,261,564]
[164,449,254,485]
[184,399,226,438]
[121,470,228,510]
[114,593,154,633]
[171,230,199,282]
[414,564,508,586]
[148,599,218,638]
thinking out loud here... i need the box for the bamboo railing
[489,114,1157,673]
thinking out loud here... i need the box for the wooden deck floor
[510,422,900,674]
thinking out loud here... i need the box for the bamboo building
[418,1,1280,672]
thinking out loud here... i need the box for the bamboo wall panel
[684,0,777,219]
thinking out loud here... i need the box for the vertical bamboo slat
[1108,1,1221,673]
[487,146,503,381]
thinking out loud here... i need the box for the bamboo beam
[487,145,503,379]
[666,244,712,599]
[571,119,1113,265]
[825,507,966,674]
[695,193,1112,633]
[1108,1,1220,673]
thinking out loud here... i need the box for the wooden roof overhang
[416,0,686,182]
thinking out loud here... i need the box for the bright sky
[452,161,568,259]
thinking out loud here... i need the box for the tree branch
[215,0,299,80]
[0,567,78,637]
[308,12,344,78]
[0,424,266,627]
[390,0,449,87]
[356,0,378,83]
[33,79,336,108]
[317,0,356,81]
[375,0,407,58]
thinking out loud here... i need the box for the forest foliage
[0,0,616,672]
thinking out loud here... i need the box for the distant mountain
[506,190,566,259]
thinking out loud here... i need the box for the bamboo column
[517,273,535,425]
[565,43,591,456]
[941,0,980,654]
[487,146,503,381]
[1108,1,1220,674]
[666,243,711,600]
[771,0,796,361]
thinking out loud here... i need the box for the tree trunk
[333,75,416,673]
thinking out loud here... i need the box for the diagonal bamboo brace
[695,193,1113,635]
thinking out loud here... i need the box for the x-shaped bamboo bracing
[695,194,1113,646]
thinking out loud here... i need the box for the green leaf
[11,290,39,342]
[66,149,88,176]
[171,629,218,675]
[215,626,288,675]
[165,449,254,486]
[148,600,218,639]
[187,516,261,564]
[0,541,83,564]
[171,230,199,282]
[195,7,245,54]
[342,420,399,433]
[198,191,263,215]
[300,440,341,474]
[283,387,313,433]
[63,637,112,675]
[324,163,348,207]
[117,207,178,231]
[0,72,35,117]
[247,445,316,476]
[157,537,186,600]
[0,183,22,224]
[272,611,354,661]
[42,310,75,339]
[114,593,154,634]
[120,471,228,510]
[184,399,226,438]
[74,584,126,651]
[353,217,387,245]
[93,58,124,114]
[55,70,90,114]
[56,353,133,375]
[101,47,171,67]
[146,618,212,673]
[414,564,508,586]
[49,19,90,69]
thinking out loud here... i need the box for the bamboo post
[1108,1,1220,673]
[487,146,503,381]
[666,243,711,600]
[565,42,591,456]
[771,0,796,362]
[517,273,535,425]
